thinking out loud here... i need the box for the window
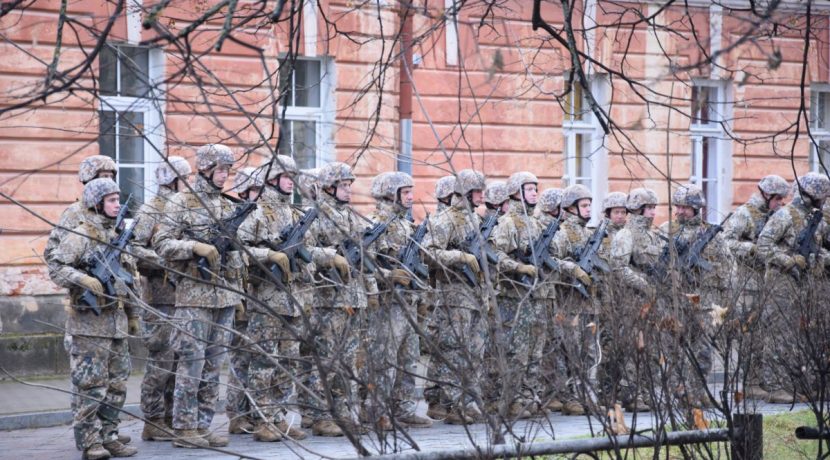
[277,56,335,202]
[809,88,830,174]
[98,43,164,209]
[689,80,732,224]
[562,74,608,222]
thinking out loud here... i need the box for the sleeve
[131,202,165,271]
[610,229,650,293]
[50,226,92,289]
[152,193,198,261]
[757,210,792,268]
[721,208,756,260]
[238,209,271,263]
[423,215,465,268]
[489,217,521,273]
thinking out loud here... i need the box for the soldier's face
[577,198,592,219]
[674,205,695,221]
[247,187,261,201]
[212,165,231,188]
[97,170,115,180]
[470,190,484,207]
[523,184,538,205]
[279,175,294,194]
[768,194,785,211]
[642,204,657,218]
[102,192,121,218]
[609,207,627,225]
[500,201,510,214]
[335,180,353,202]
[398,186,414,208]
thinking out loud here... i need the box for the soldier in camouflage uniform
[550,184,599,416]
[608,188,661,412]
[305,161,372,437]
[131,156,192,441]
[423,169,491,424]
[363,171,434,429]
[721,175,789,401]
[50,178,138,460]
[757,172,830,403]
[658,184,733,408]
[483,181,509,218]
[434,175,457,213]
[152,144,244,448]
[488,172,545,418]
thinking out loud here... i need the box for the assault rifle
[340,217,393,275]
[79,196,138,315]
[397,214,430,289]
[573,219,610,297]
[514,213,562,285]
[262,207,318,282]
[196,200,257,280]
[646,213,732,282]
[792,208,823,278]
[457,212,499,287]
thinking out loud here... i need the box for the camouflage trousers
[69,336,131,450]
[363,299,420,418]
[246,311,302,423]
[307,308,360,423]
[548,298,600,402]
[170,306,234,430]
[489,297,547,405]
[225,314,251,421]
[426,306,486,409]
[140,304,176,421]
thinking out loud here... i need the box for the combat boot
[228,416,254,434]
[444,406,481,425]
[561,400,585,416]
[102,440,137,458]
[171,429,209,449]
[767,389,799,404]
[197,428,229,447]
[277,420,308,440]
[398,413,434,428]
[743,385,770,401]
[425,402,448,420]
[301,414,313,428]
[252,422,282,442]
[312,420,344,437]
[508,402,533,419]
[623,396,650,413]
[116,434,131,445]
[141,418,174,441]
[82,444,110,460]
[545,398,564,412]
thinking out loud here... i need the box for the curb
[0,404,142,431]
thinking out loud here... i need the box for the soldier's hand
[460,253,480,274]
[193,242,220,268]
[516,264,537,278]
[793,254,808,270]
[573,267,592,287]
[268,251,291,282]
[234,303,247,322]
[128,318,140,336]
[390,268,411,287]
[367,295,380,309]
[79,275,104,296]
[333,255,351,282]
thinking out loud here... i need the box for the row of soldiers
[44,146,830,459]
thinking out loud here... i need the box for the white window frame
[689,79,732,224]
[98,44,166,204]
[809,84,830,174]
[277,55,336,169]
[562,73,609,223]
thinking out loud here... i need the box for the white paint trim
[611,0,830,13]
[303,0,318,57]
[126,0,143,45]
[445,0,458,66]
[709,4,722,79]
[583,0,596,74]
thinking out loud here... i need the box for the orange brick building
[0,0,828,368]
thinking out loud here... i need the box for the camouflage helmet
[155,156,192,186]
[795,172,830,201]
[537,188,564,213]
[318,161,356,189]
[454,169,486,196]
[370,172,396,200]
[265,155,298,181]
[672,184,705,209]
[602,191,628,211]
[757,175,789,196]
[506,172,539,197]
[78,155,117,184]
[434,175,457,201]
[296,168,320,198]
[484,181,509,205]
[195,144,235,172]
[626,188,659,211]
[384,172,414,200]
[82,178,120,209]
[560,184,592,209]
[231,166,263,194]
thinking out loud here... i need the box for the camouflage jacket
[658,215,733,291]
[757,196,830,274]
[599,222,624,265]
[551,212,593,295]
[44,200,92,280]
[307,192,374,309]
[152,175,245,309]
[533,212,579,301]
[131,187,176,306]
[423,197,489,311]
[367,200,422,304]
[238,186,325,315]
[610,214,661,294]
[721,194,770,268]
[490,198,539,298]
[50,213,135,338]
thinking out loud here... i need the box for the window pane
[293,120,316,165]
[278,60,294,106]
[118,112,144,164]
[119,167,145,208]
[99,111,117,159]
[813,140,830,173]
[294,60,321,107]
[120,46,150,98]
[99,46,117,96]
[692,86,710,124]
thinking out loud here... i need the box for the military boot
[228,416,254,434]
[197,428,229,447]
[561,400,585,416]
[277,420,308,440]
[301,414,313,428]
[444,406,481,425]
[252,422,282,442]
[141,418,173,441]
[508,402,533,419]
[743,385,770,401]
[425,402,448,420]
[82,444,110,460]
[116,434,131,445]
[171,429,210,449]
[397,413,434,428]
[623,396,650,413]
[102,440,137,458]
[545,398,564,412]
[312,420,344,437]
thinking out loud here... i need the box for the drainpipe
[398,0,413,174]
